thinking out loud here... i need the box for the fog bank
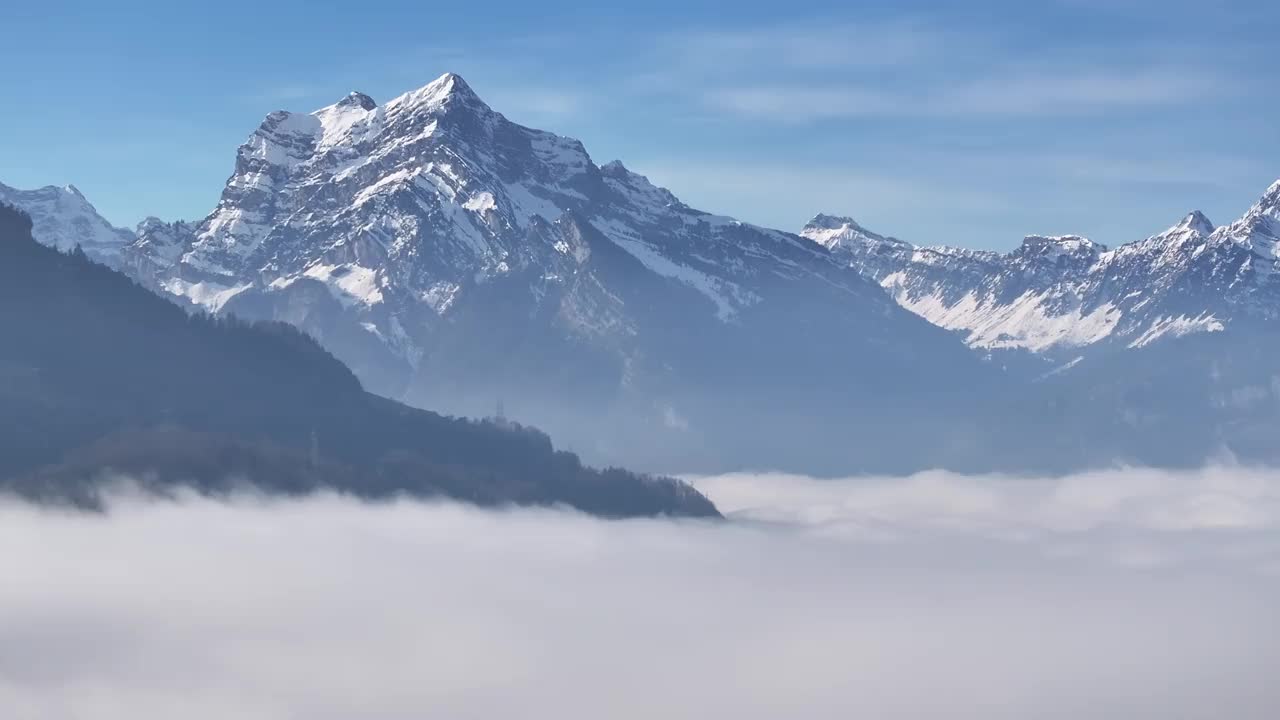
[1,466,1278,719]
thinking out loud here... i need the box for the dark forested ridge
[0,204,718,518]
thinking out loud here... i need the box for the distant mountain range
[799,182,1280,468]
[6,72,1280,475]
[802,183,1280,365]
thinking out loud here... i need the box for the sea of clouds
[1,465,1277,719]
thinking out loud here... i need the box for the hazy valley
[4,3,1278,715]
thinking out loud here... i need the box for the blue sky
[2,0,1277,249]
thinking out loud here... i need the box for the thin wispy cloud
[1037,150,1264,189]
[623,12,1243,125]
[937,67,1231,116]
[700,67,1230,122]
[656,19,962,72]
[702,86,902,119]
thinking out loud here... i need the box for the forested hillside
[0,204,717,518]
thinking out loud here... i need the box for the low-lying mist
[1,466,1277,719]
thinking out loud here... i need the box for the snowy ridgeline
[802,196,1279,358]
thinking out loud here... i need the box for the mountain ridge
[803,178,1280,359]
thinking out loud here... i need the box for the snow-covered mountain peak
[800,214,905,251]
[1212,178,1280,265]
[336,91,377,111]
[1242,179,1280,217]
[310,92,381,152]
[1226,179,1280,232]
[1018,234,1103,252]
[0,180,135,260]
[388,72,487,116]
[806,213,857,230]
[1175,210,1215,235]
[1243,180,1280,232]
[136,216,167,233]
[1257,180,1280,228]
[1126,210,1216,254]
[599,161,682,213]
[1012,234,1105,270]
[173,71,605,286]
[599,159,631,177]
[1262,179,1280,208]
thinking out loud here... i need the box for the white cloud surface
[698,68,1228,122]
[1,466,1278,719]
